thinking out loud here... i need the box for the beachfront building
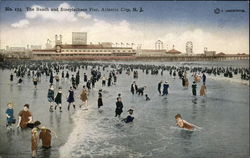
[32,33,136,60]
[32,43,136,60]
[72,32,87,45]
[204,47,216,56]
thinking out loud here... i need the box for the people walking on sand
[162,81,169,96]
[192,81,197,96]
[17,104,32,128]
[80,86,88,110]
[115,97,123,118]
[158,80,162,95]
[200,83,207,96]
[54,87,63,112]
[98,89,103,109]
[48,84,55,112]
[67,87,75,110]
[131,81,138,95]
[5,103,15,130]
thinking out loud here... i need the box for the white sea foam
[59,102,145,158]
[208,75,249,86]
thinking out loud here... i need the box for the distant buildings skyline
[0,1,248,54]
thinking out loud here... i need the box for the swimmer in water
[175,114,194,130]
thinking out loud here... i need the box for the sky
[0,1,249,54]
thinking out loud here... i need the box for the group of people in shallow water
[5,103,56,157]
[3,60,247,157]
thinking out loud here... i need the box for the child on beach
[5,103,15,130]
[54,87,63,112]
[67,87,75,110]
[200,83,207,96]
[145,94,150,101]
[48,84,55,112]
[17,104,32,128]
[192,81,197,96]
[175,114,194,131]
[39,126,57,149]
[31,128,39,158]
[162,81,169,96]
[33,76,38,89]
[97,89,103,109]
[80,86,88,110]
[115,97,123,118]
[122,109,134,123]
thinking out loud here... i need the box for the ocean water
[59,60,249,158]
[0,60,249,158]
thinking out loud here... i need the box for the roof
[142,49,167,53]
[166,49,182,54]
[217,52,226,55]
[60,44,132,49]
[32,49,56,52]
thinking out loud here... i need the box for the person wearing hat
[123,109,134,123]
[162,81,169,96]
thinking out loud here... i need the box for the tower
[155,40,163,50]
[186,41,193,55]
[55,34,62,46]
